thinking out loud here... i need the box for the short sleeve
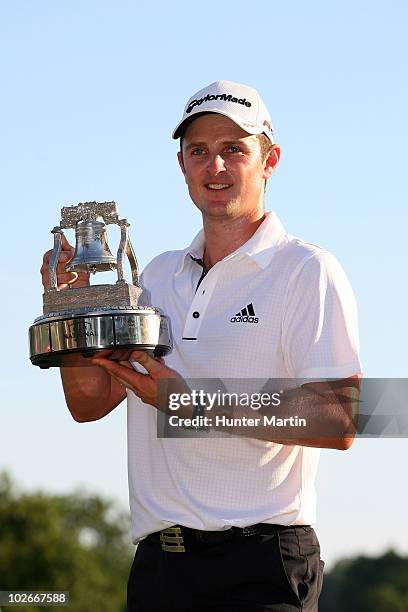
[281,250,362,379]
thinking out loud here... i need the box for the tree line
[1,472,407,611]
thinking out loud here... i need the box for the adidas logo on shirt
[230,303,259,324]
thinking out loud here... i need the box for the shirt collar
[175,211,286,275]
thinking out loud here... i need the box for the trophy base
[29,307,172,368]
[42,283,145,314]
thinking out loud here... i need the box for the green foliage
[0,472,134,612]
[2,471,408,611]
[319,549,408,611]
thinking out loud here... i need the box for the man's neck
[202,211,265,270]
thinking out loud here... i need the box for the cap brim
[172,110,274,143]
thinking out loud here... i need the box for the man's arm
[60,365,127,422]
[294,376,360,449]
[90,352,361,450]
[213,375,361,449]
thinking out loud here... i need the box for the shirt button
[192,311,200,319]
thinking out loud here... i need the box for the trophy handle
[48,227,63,291]
[117,219,139,286]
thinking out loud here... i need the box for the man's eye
[226,145,241,153]
[191,148,205,156]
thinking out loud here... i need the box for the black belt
[145,523,308,553]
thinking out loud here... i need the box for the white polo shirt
[127,211,361,543]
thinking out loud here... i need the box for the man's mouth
[205,183,232,190]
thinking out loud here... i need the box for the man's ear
[263,145,281,180]
[177,151,186,176]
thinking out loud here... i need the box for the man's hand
[90,351,192,415]
[40,233,90,290]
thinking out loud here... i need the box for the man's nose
[206,154,226,175]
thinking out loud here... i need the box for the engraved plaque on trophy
[29,201,172,368]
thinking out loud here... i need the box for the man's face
[178,114,278,221]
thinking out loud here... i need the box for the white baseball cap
[172,80,275,143]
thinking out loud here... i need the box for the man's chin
[198,195,238,211]
[199,201,237,218]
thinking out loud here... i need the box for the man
[41,80,361,611]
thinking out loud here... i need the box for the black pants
[127,525,324,611]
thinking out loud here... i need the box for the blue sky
[1,0,407,567]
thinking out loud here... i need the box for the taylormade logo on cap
[186,93,252,114]
[172,79,275,144]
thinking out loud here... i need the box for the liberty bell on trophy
[29,201,172,368]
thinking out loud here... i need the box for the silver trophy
[29,201,172,368]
